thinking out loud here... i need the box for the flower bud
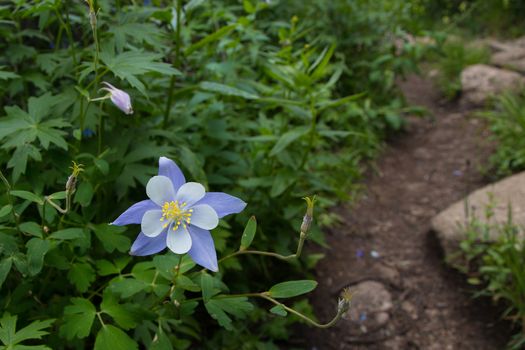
[65,175,77,193]
[300,196,316,233]
[337,287,353,313]
[101,82,133,115]
[66,161,84,194]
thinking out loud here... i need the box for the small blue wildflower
[112,157,246,271]
[82,128,95,138]
[359,312,367,322]
[356,249,364,258]
[453,169,463,177]
[143,0,151,5]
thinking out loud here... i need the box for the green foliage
[480,93,525,176]
[0,312,54,350]
[458,203,525,349]
[0,0,421,348]
[431,38,490,100]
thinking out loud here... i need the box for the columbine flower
[100,82,133,115]
[111,157,246,271]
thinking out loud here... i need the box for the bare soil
[304,74,512,349]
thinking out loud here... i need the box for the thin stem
[97,101,104,155]
[260,294,344,329]
[96,312,105,327]
[174,254,183,279]
[217,231,307,266]
[163,0,183,128]
[0,169,21,232]
[299,99,318,169]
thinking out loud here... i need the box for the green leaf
[270,126,309,156]
[200,272,219,302]
[20,222,43,238]
[0,205,12,218]
[0,259,12,289]
[185,24,237,56]
[67,262,96,292]
[99,48,180,96]
[60,298,96,340]
[0,67,19,80]
[10,190,43,205]
[92,224,130,253]
[48,228,85,240]
[101,292,140,330]
[199,81,259,100]
[150,331,173,350]
[109,278,148,298]
[94,325,138,350]
[94,158,109,175]
[175,275,200,292]
[240,216,256,250]
[269,305,287,317]
[26,238,50,276]
[0,312,54,348]
[268,280,318,299]
[204,297,253,330]
[74,182,94,206]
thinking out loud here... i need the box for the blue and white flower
[112,157,246,271]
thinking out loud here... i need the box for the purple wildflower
[101,81,133,115]
[112,157,246,271]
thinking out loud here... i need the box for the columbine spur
[112,157,246,271]
[100,81,133,115]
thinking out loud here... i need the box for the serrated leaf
[268,280,318,299]
[200,272,219,302]
[204,297,253,330]
[94,324,138,350]
[240,216,256,250]
[92,224,130,253]
[199,81,259,100]
[67,262,95,292]
[0,312,54,348]
[60,298,96,340]
[10,191,43,205]
[26,238,50,276]
[101,292,140,330]
[269,305,287,317]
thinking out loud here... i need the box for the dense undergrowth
[0,0,425,348]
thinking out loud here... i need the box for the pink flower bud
[101,81,133,115]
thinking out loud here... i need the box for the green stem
[163,0,183,128]
[299,99,318,169]
[260,294,344,329]
[217,231,307,266]
[0,169,21,232]
[97,101,104,155]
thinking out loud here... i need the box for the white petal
[166,225,192,254]
[190,204,219,230]
[175,182,205,207]
[141,210,165,237]
[146,176,176,206]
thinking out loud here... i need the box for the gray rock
[491,47,525,73]
[460,64,525,106]
[342,280,393,334]
[431,172,525,263]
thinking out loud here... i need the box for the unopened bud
[65,175,77,193]
[337,287,353,313]
[300,196,316,233]
[66,161,84,194]
[89,11,97,31]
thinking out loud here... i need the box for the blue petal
[130,231,167,256]
[159,157,186,192]
[187,226,218,271]
[111,200,158,226]
[194,192,246,219]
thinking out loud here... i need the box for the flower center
[160,201,193,231]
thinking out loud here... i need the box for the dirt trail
[305,75,510,349]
